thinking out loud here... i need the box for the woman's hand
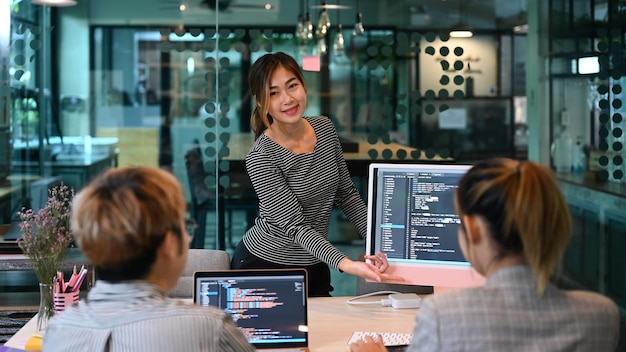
[338,257,404,283]
[364,251,390,273]
[349,335,388,352]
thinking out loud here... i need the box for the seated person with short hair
[43,167,254,352]
[350,158,620,352]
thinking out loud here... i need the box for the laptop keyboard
[347,331,413,347]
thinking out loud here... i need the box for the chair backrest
[184,141,213,205]
[168,249,231,298]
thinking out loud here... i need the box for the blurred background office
[1,0,625,346]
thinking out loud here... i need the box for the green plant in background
[12,97,39,138]
[10,0,23,13]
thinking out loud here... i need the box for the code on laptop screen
[196,273,307,346]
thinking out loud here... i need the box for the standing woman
[231,52,396,297]
[350,158,620,351]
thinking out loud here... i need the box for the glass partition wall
[5,2,525,249]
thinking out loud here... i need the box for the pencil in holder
[53,290,80,313]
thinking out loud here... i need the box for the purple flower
[17,183,75,284]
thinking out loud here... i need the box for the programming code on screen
[374,170,467,264]
[197,276,306,344]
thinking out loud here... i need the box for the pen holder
[53,290,80,313]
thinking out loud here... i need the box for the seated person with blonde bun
[350,158,620,352]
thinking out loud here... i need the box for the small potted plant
[17,183,74,332]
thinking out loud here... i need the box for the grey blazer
[408,265,620,352]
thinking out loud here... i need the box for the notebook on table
[193,268,309,352]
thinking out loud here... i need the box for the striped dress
[243,116,367,270]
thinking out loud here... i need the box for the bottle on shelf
[551,126,573,173]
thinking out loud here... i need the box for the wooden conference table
[4,296,419,352]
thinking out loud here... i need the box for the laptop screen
[193,269,309,350]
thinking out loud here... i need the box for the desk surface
[4,296,418,352]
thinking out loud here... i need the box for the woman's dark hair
[248,52,307,139]
[454,158,572,293]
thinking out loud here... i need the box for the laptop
[193,268,309,351]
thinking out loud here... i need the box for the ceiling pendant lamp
[353,0,364,36]
[449,0,472,38]
[31,0,77,6]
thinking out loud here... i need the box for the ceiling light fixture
[333,0,344,55]
[31,0,77,7]
[449,0,472,38]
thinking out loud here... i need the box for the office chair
[168,249,230,298]
[184,141,258,250]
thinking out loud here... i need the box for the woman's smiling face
[267,65,307,126]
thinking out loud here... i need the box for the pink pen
[71,268,88,292]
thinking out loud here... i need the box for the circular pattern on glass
[381,46,393,57]
[205,117,216,128]
[30,39,41,50]
[453,60,464,70]
[411,150,421,159]
[599,155,609,166]
[425,149,436,159]
[440,60,450,71]
[425,32,437,42]
[598,84,609,94]
[219,117,230,127]
[453,90,464,99]
[599,127,609,138]
[613,141,623,151]
[613,113,623,123]
[205,132,216,143]
[613,85,622,94]
[382,149,393,160]
[424,90,436,100]
[439,47,449,56]
[219,133,231,143]
[13,39,24,50]
[438,90,449,99]
[13,54,25,65]
[439,103,449,112]
[599,99,609,109]
[613,170,623,180]
[368,149,378,159]
[396,149,407,160]
[425,46,435,55]
[219,160,230,172]
[205,146,216,157]
[453,75,464,85]
[613,155,623,166]
[440,75,450,85]
[599,113,610,123]
[599,141,608,151]
[612,127,623,138]
[367,46,379,56]
[204,102,216,114]
[612,99,622,109]
[424,104,436,114]
[439,148,450,159]
[454,47,464,56]
[597,40,608,52]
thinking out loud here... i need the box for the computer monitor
[365,163,486,290]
